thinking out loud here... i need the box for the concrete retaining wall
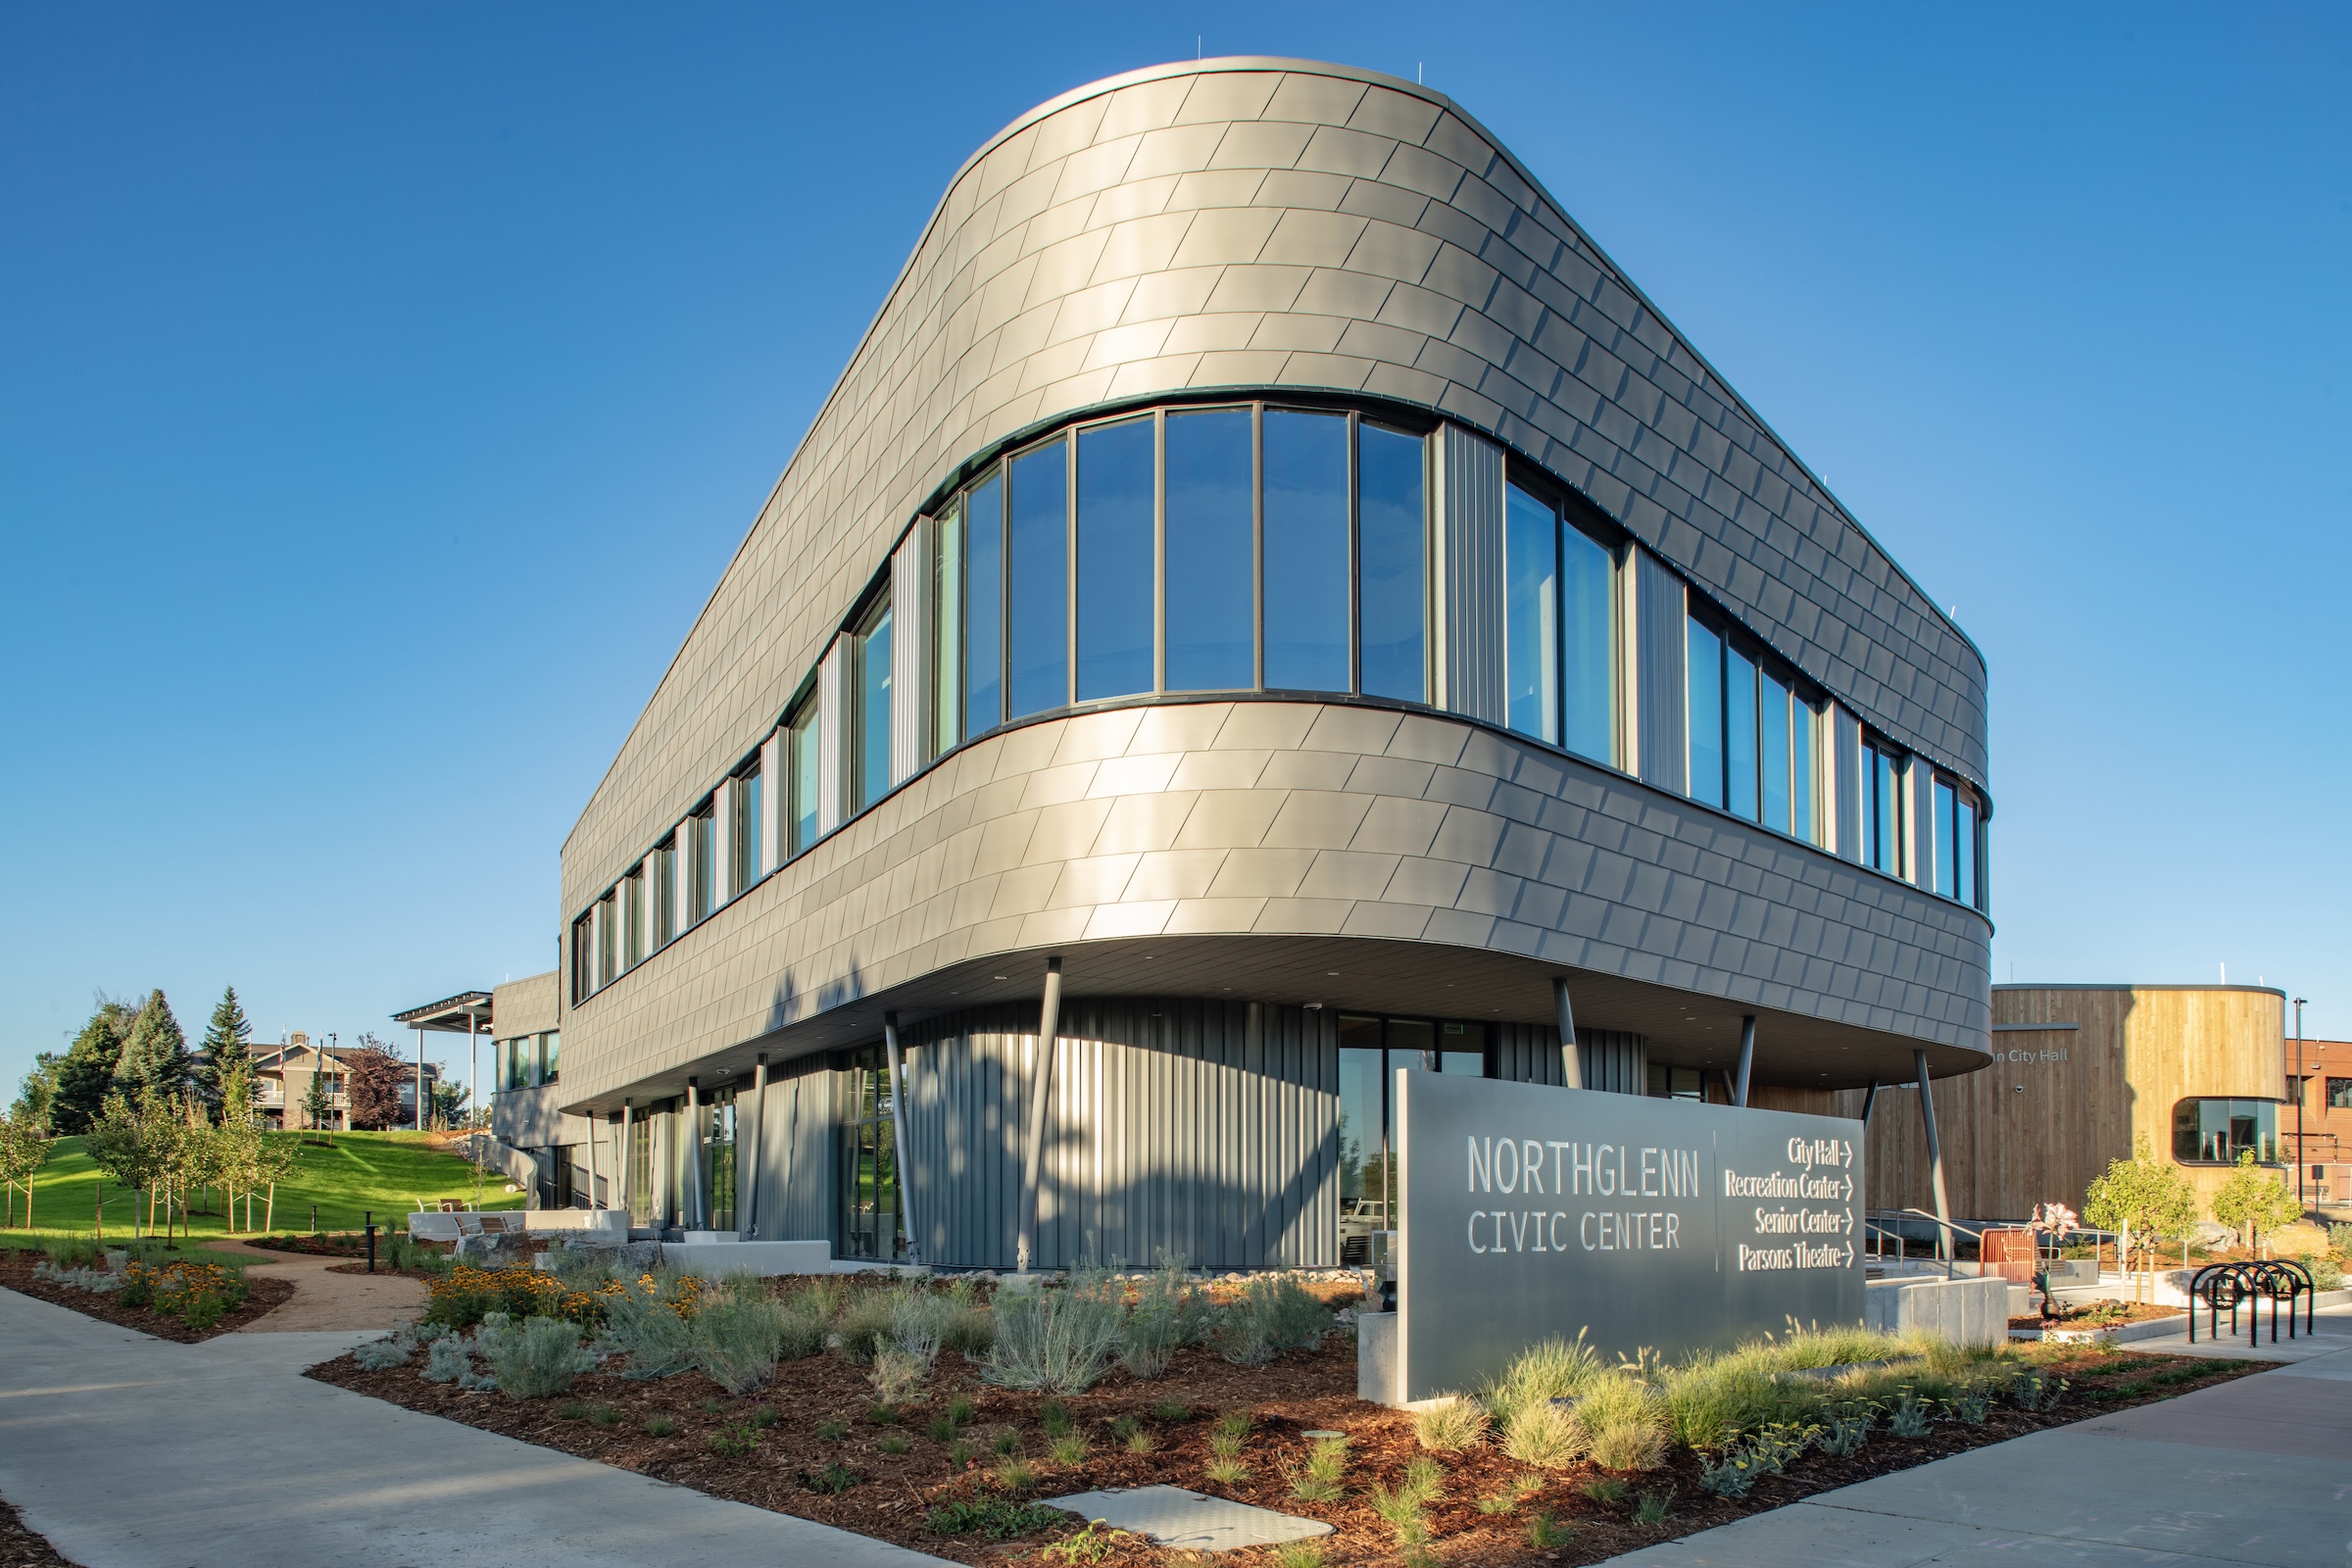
[1866,1275,2009,1348]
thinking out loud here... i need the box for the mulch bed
[0,1250,296,1344]
[0,1495,81,1568]
[308,1324,2274,1566]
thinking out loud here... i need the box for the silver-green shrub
[595,1285,697,1379]
[422,1334,472,1384]
[691,1277,789,1396]
[353,1335,414,1370]
[982,1269,1125,1393]
[1210,1275,1327,1366]
[487,1316,596,1400]
[1120,1258,1208,1379]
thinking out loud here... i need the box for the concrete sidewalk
[1602,1304,2352,1568]
[0,1288,948,1567]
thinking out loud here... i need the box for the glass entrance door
[839,1048,902,1259]
[704,1086,737,1233]
[1338,1016,1486,1262]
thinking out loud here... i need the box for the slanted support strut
[1915,1049,1954,1262]
[1015,957,1063,1274]
[1554,978,1584,1091]
[1734,1015,1756,1108]
[883,1013,916,1263]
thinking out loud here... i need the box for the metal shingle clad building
[532,59,1993,1269]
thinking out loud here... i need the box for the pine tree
[51,1000,137,1136]
[114,991,192,1104]
[194,986,255,1115]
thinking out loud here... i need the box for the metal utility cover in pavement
[1397,1071,1865,1402]
[1043,1486,1335,1550]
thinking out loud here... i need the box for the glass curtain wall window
[1862,740,1903,875]
[930,499,962,757]
[1075,416,1154,701]
[787,697,819,856]
[1356,420,1426,702]
[1163,408,1254,691]
[542,1031,561,1087]
[731,763,761,895]
[596,895,616,988]
[689,806,715,921]
[622,870,644,968]
[570,914,592,1003]
[839,1048,901,1259]
[626,1116,652,1227]
[1007,440,1067,719]
[1688,612,1821,843]
[703,1086,737,1232]
[959,473,1004,739]
[1504,482,1558,744]
[851,594,893,813]
[1931,776,1982,909]
[2173,1098,2280,1164]
[1262,410,1350,691]
[652,840,676,947]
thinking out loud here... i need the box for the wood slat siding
[1762,987,2284,1222]
[894,1000,1341,1271]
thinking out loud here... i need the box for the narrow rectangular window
[1725,647,1758,821]
[542,1030,561,1087]
[652,840,676,947]
[733,764,761,894]
[1560,524,1615,764]
[596,894,615,987]
[570,914,592,1003]
[962,473,1003,736]
[1075,416,1156,701]
[1007,439,1067,719]
[1503,482,1558,743]
[1957,792,1979,908]
[690,805,714,920]
[1162,408,1254,691]
[1933,778,1957,897]
[788,699,819,855]
[1686,617,1724,808]
[622,869,644,969]
[1759,673,1791,834]
[931,503,961,756]
[1792,700,1819,846]
[1357,421,1426,702]
[852,594,893,812]
[1868,747,1900,874]
[1262,410,1349,691]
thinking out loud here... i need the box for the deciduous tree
[2083,1135,2198,1302]
[2210,1150,2303,1253]
[0,1110,57,1228]
[343,1036,408,1131]
[84,1090,173,1239]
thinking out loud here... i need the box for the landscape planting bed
[310,1311,2271,1566]
[0,1249,294,1343]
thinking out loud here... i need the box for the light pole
[2293,997,2308,1203]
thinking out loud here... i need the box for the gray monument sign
[1396,1071,1864,1402]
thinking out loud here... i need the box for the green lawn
[1,1131,525,1245]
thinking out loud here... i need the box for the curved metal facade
[555,60,1993,1206]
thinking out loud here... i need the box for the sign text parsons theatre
[1396,1072,1865,1402]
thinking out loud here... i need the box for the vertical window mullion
[1252,403,1264,692]
[1347,410,1361,695]
[1153,409,1166,694]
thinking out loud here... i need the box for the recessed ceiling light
[1304,1002,1323,1009]
[992,975,1006,981]
[1327,971,1340,976]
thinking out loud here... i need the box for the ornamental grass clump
[1576,1372,1669,1473]
[1210,1275,1327,1367]
[837,1288,900,1363]
[595,1277,700,1379]
[870,1348,928,1406]
[1120,1254,1210,1378]
[1498,1398,1584,1469]
[1412,1396,1489,1452]
[982,1269,1125,1394]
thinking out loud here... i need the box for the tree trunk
[266,1181,275,1234]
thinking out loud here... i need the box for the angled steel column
[584,1102,601,1210]
[1860,1081,1879,1125]
[1734,1015,1756,1107]
[617,1102,633,1226]
[1915,1049,1953,1262]
[883,1012,916,1263]
[743,1054,768,1238]
[1015,957,1063,1274]
[1553,979,1584,1090]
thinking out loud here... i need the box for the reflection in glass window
[839,1047,902,1259]
[1504,483,1558,743]
[931,502,961,757]
[1932,779,1958,898]
[1760,673,1791,834]
[1357,422,1426,702]
[1561,524,1615,763]
[1792,700,1819,846]
[652,839,675,948]
[732,764,761,894]
[962,474,1003,737]
[853,595,892,812]
[1864,743,1901,874]
[1335,1013,1488,1259]
[542,1030,561,1087]
[1687,618,1724,808]
[690,805,714,921]
[1076,417,1155,701]
[2172,1098,2279,1163]
[622,869,644,969]
[1956,792,1979,908]
[1262,411,1349,691]
[788,698,818,856]
[1007,441,1068,718]
[1726,646,1758,821]
[596,894,615,987]
[1163,409,1254,691]
[2329,1078,2352,1110]
[704,1086,736,1232]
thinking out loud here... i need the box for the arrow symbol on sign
[1841,1140,1853,1168]
[1842,1208,1853,1234]
[1841,1175,1853,1200]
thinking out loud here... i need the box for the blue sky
[4,3,2346,1102]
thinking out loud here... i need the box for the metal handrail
[2188,1259,2315,1346]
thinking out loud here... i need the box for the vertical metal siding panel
[816,643,845,834]
[1637,550,1688,795]
[1437,424,1507,725]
